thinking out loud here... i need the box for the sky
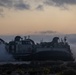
[0,0,76,35]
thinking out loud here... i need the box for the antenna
[61,38,63,42]
[64,36,67,42]
[24,36,27,40]
[28,35,30,39]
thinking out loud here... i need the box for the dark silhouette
[14,36,22,41]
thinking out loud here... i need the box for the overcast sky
[0,0,76,35]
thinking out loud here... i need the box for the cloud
[0,0,76,14]
[37,30,57,34]
[0,0,12,7]
[0,0,30,11]
[14,2,30,10]
[44,0,76,7]
[0,8,3,13]
[34,0,76,10]
[0,0,76,10]
[36,5,44,10]
[0,8,4,16]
